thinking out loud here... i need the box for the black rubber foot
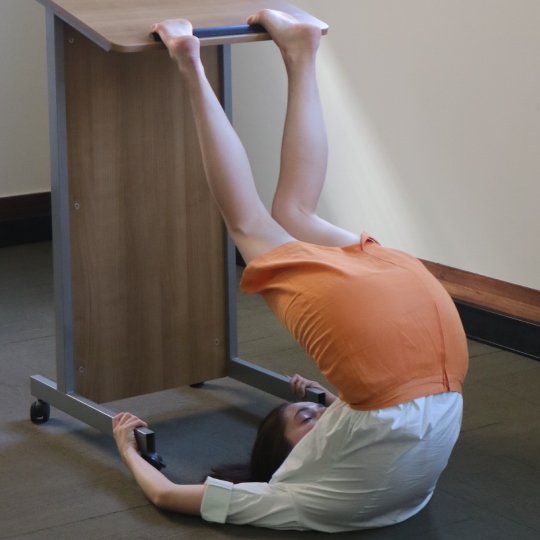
[190,382,205,388]
[30,400,51,424]
[142,452,166,471]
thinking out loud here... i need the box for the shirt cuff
[201,476,234,524]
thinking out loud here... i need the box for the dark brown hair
[209,402,293,484]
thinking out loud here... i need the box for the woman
[113,9,468,532]
[208,374,338,485]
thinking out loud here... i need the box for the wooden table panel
[64,24,227,403]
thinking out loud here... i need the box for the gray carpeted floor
[1,241,540,539]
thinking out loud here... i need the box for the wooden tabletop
[37,0,328,52]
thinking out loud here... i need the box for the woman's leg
[248,10,360,247]
[152,20,294,264]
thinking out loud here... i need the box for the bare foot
[247,9,323,62]
[151,19,201,73]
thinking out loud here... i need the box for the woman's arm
[289,374,337,405]
[113,413,205,514]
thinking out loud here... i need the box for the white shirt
[201,392,463,532]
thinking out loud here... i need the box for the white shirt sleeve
[201,476,305,530]
[200,477,234,524]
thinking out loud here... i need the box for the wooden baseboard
[421,260,540,360]
[0,192,52,247]
[421,260,540,325]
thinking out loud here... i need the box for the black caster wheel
[142,452,166,471]
[30,400,50,425]
[190,382,205,388]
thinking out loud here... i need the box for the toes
[246,9,267,25]
[153,19,193,40]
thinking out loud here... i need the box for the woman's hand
[112,412,205,515]
[288,374,337,405]
[289,374,325,398]
[112,412,148,459]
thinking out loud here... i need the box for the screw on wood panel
[214,338,220,345]
[74,203,80,210]
[68,38,75,44]
[79,366,84,373]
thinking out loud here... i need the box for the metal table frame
[30,12,324,465]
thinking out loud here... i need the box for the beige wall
[232,0,540,290]
[2,1,538,290]
[0,0,50,197]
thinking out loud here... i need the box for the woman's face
[283,402,327,447]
